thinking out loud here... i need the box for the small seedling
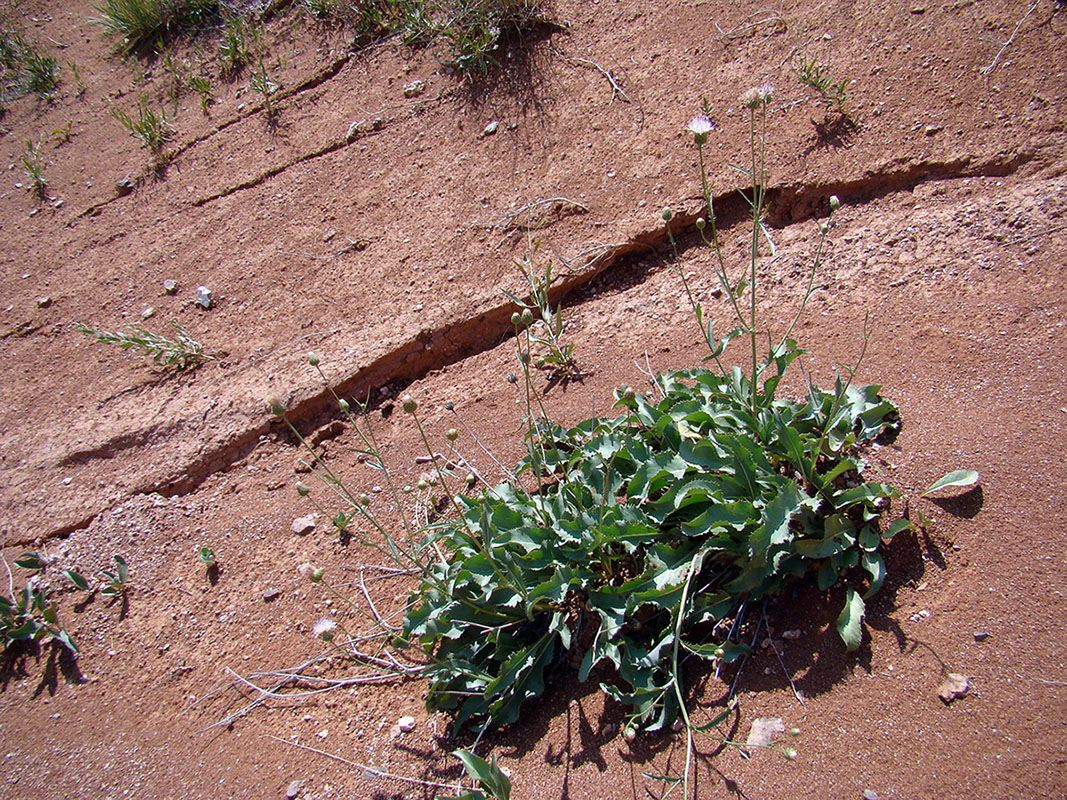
[440,749,512,800]
[99,555,129,599]
[111,97,173,153]
[190,74,213,113]
[21,139,47,199]
[2,553,76,653]
[76,319,208,370]
[796,54,848,108]
[249,59,278,117]
[67,60,87,96]
[503,247,580,380]
[51,120,74,145]
[219,14,251,75]
[197,546,216,569]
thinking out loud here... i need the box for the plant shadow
[928,485,984,519]
[802,111,861,156]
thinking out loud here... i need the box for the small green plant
[796,54,848,109]
[99,556,130,599]
[503,247,579,380]
[218,14,252,75]
[198,546,216,569]
[93,0,218,56]
[249,58,278,117]
[190,73,213,112]
[441,0,549,78]
[65,555,130,602]
[76,320,208,370]
[0,27,59,98]
[51,120,74,145]
[439,749,511,800]
[1,552,77,653]
[67,60,87,96]
[21,138,47,198]
[111,97,174,153]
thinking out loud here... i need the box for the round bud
[401,394,417,414]
[444,401,455,411]
[310,567,324,583]
[520,309,534,327]
[320,629,334,642]
[308,352,320,367]
[446,428,458,441]
[819,222,830,234]
[338,398,349,413]
[783,747,798,761]
[788,727,801,737]
[713,647,726,659]
[358,494,369,506]
[519,351,531,365]
[662,207,673,221]
[267,395,284,416]
[465,473,476,487]
[829,194,841,211]
[506,373,518,384]
[417,478,429,490]
[511,311,521,326]
[297,483,310,496]
[695,217,706,230]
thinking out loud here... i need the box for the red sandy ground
[0,0,1065,798]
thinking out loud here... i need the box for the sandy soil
[0,0,1065,798]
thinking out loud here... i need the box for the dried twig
[266,735,464,792]
[277,238,367,260]
[550,46,631,103]
[980,1,1039,75]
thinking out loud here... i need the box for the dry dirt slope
[0,0,1065,798]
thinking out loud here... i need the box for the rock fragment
[937,672,970,704]
[291,516,316,536]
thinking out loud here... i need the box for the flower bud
[662,207,673,221]
[297,483,310,496]
[446,428,458,441]
[511,311,522,326]
[444,401,454,411]
[358,494,369,506]
[401,394,417,414]
[695,217,706,230]
[506,373,518,384]
[267,395,286,417]
[338,398,349,413]
[829,195,841,211]
[417,478,429,490]
[819,222,830,234]
[783,747,798,760]
[310,567,324,583]
[308,351,320,367]
[519,351,530,365]
[465,473,476,487]
[520,309,534,327]
[788,727,801,737]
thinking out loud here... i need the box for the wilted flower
[758,82,774,104]
[686,114,715,145]
[313,618,337,641]
[742,87,761,109]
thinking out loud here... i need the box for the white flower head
[758,82,774,104]
[313,618,337,641]
[686,114,715,145]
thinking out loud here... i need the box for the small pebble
[403,80,425,98]
[285,780,302,799]
[163,279,177,295]
[397,715,416,732]
[141,306,155,320]
[864,791,879,800]
[115,178,134,196]
[973,631,990,642]
[291,516,316,536]
[196,286,212,309]
[483,120,499,136]
[35,296,51,308]
[262,588,281,602]
[924,124,942,136]
[782,629,802,640]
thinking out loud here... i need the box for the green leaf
[836,587,865,651]
[452,750,511,800]
[64,570,90,592]
[861,552,886,598]
[921,470,979,497]
[14,551,45,571]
